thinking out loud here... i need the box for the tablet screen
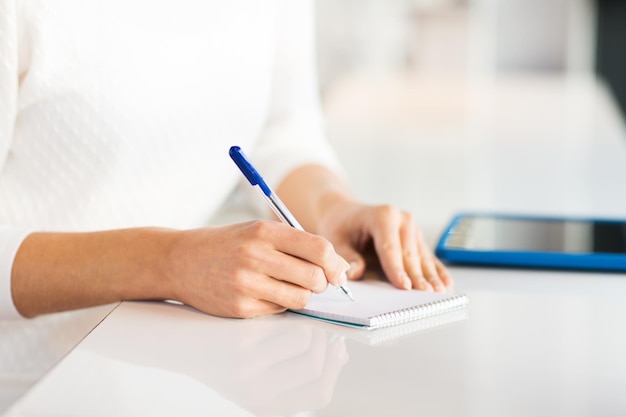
[446,217,626,254]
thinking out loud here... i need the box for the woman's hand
[164,221,350,318]
[316,200,453,293]
[12,222,349,319]
[275,164,452,293]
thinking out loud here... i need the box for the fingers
[415,236,454,291]
[416,236,450,292]
[368,206,452,293]
[271,225,350,289]
[399,218,432,292]
[236,221,349,313]
[332,244,365,281]
[258,249,329,294]
[224,267,320,317]
[180,208,452,320]
[435,257,453,288]
[175,221,350,319]
[250,278,316,312]
[370,206,414,290]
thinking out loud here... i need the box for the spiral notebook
[328,308,468,345]
[291,279,468,330]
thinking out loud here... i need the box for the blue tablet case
[435,213,626,272]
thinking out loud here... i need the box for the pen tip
[341,285,355,301]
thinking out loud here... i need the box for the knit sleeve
[0,0,29,320]
[0,0,18,165]
[243,0,344,216]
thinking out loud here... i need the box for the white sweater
[0,0,340,318]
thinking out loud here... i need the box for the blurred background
[315,0,625,116]
[313,0,626,229]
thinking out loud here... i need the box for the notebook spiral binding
[369,293,468,329]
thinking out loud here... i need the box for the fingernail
[340,258,350,271]
[415,278,425,291]
[402,274,412,290]
[337,271,348,286]
[346,261,358,280]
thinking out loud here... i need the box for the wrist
[124,227,181,303]
[313,191,359,233]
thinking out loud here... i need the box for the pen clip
[229,146,272,196]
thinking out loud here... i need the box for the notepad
[333,309,468,345]
[290,279,468,330]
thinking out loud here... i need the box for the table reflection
[6,301,467,417]
[85,302,350,416]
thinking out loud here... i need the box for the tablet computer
[435,213,626,272]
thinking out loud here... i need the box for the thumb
[335,245,366,280]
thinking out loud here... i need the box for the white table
[4,74,626,416]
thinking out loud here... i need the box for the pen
[229,145,354,301]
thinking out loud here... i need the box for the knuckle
[233,241,254,258]
[320,244,337,264]
[423,266,435,277]
[308,235,337,265]
[375,204,398,220]
[288,290,312,310]
[421,253,435,265]
[422,262,438,278]
[381,239,398,252]
[232,243,259,268]
[306,266,327,290]
[311,235,334,254]
[229,268,247,286]
[247,219,274,238]
[311,277,329,294]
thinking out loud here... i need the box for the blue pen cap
[229,146,272,196]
